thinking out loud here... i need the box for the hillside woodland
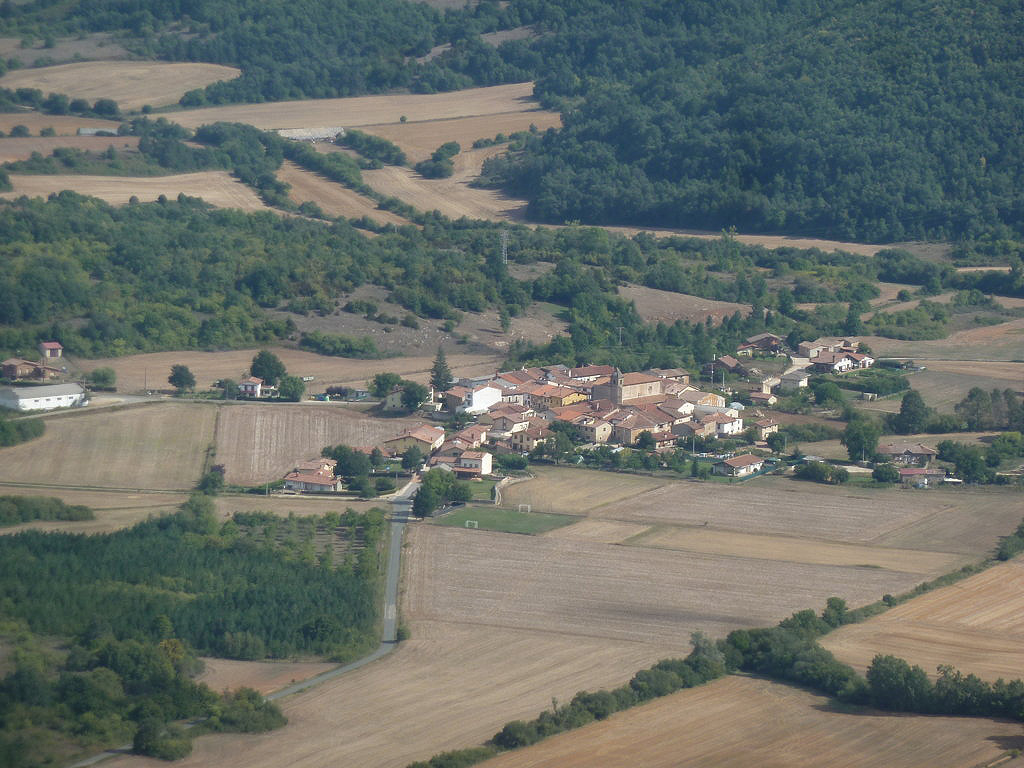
[1,0,1021,242]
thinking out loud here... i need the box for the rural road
[65,481,419,768]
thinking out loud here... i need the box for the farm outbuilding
[0,383,87,412]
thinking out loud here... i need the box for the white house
[457,384,504,415]
[239,376,264,398]
[713,454,765,477]
[283,459,343,492]
[454,450,493,477]
[701,412,744,437]
[0,383,87,412]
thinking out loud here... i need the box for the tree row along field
[74,348,503,394]
[475,675,1024,768]
[822,558,1024,682]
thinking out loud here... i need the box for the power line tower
[500,230,509,265]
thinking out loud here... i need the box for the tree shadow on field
[987,734,1024,753]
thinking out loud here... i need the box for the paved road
[66,481,419,768]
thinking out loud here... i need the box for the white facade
[458,384,504,415]
[0,383,86,412]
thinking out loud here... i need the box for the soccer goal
[465,520,479,529]
[518,504,531,514]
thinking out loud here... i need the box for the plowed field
[0,171,268,210]
[0,402,215,491]
[822,558,1024,681]
[0,61,240,110]
[214,404,420,484]
[478,675,1024,768]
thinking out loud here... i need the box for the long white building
[0,383,87,412]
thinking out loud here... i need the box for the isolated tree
[955,387,993,430]
[369,372,403,398]
[872,464,900,483]
[401,445,424,471]
[168,364,195,393]
[430,347,452,393]
[635,431,655,450]
[411,484,439,518]
[220,378,239,400]
[278,375,305,402]
[842,418,881,462]
[86,367,115,389]
[250,350,286,386]
[401,382,430,411]
[766,432,787,454]
[894,390,929,434]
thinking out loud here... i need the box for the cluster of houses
[0,342,92,412]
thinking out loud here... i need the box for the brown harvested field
[214,404,420,484]
[0,486,187,534]
[625,527,966,575]
[0,111,120,135]
[0,402,215,491]
[358,111,561,163]
[277,160,411,225]
[361,145,531,220]
[403,526,922,645]
[197,658,337,696]
[478,675,1024,768]
[0,171,269,210]
[73,347,502,393]
[0,135,139,163]
[823,558,1024,682]
[618,283,751,325]
[102,620,673,768]
[867,317,1024,361]
[0,61,241,110]
[542,518,651,545]
[503,469,1021,556]
[168,82,541,132]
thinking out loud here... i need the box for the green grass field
[469,478,498,500]
[435,506,577,535]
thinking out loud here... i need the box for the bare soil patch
[0,61,241,111]
[276,160,411,226]
[214,404,420,485]
[197,657,337,696]
[168,82,541,132]
[504,469,1020,556]
[479,675,1024,768]
[618,283,751,325]
[216,493,383,520]
[0,171,269,210]
[358,111,560,164]
[0,111,120,135]
[823,558,1024,681]
[73,347,502,393]
[0,135,139,163]
[601,225,887,256]
[0,486,187,534]
[0,402,215,491]
[543,519,651,544]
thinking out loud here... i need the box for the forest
[0,496,379,765]
[1,0,1020,241]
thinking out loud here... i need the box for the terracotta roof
[621,372,662,386]
[701,413,742,424]
[460,450,486,460]
[878,442,938,456]
[39,341,63,350]
[754,418,778,427]
[570,364,616,378]
[241,376,263,385]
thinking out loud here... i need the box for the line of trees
[0,495,92,527]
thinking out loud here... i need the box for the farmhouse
[283,458,343,492]
[384,424,445,454]
[509,421,553,452]
[2,358,61,381]
[877,442,938,466]
[713,453,766,477]
[38,341,63,360]
[749,391,778,406]
[703,355,745,377]
[458,383,504,414]
[0,383,87,412]
[753,418,780,441]
[737,332,786,356]
[238,376,265,398]
[898,467,947,486]
[811,352,872,374]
